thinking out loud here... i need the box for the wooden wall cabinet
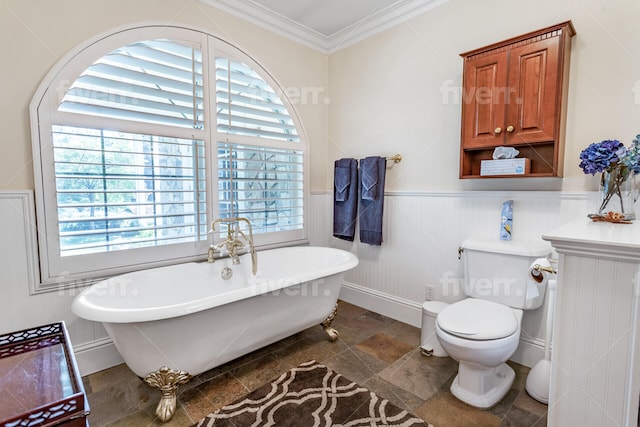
[459,21,575,178]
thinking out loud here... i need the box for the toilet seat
[437,299,518,340]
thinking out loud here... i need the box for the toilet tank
[461,238,552,310]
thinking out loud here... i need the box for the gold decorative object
[321,303,339,342]
[144,366,192,422]
[590,211,633,224]
[387,154,402,164]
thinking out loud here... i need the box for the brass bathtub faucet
[208,217,258,275]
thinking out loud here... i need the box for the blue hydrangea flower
[579,139,625,175]
[621,134,640,174]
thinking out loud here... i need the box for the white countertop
[542,218,640,260]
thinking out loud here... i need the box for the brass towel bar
[387,154,402,164]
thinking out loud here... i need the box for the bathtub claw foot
[321,303,339,342]
[144,366,192,422]
[323,326,339,342]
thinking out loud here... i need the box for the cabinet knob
[494,127,502,135]
[506,125,515,133]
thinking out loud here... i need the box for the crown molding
[325,0,449,53]
[199,0,329,52]
[199,0,449,54]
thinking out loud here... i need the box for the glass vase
[589,169,638,221]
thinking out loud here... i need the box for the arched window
[31,25,307,288]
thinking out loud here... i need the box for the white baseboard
[339,281,544,368]
[340,282,423,327]
[73,337,124,376]
[512,337,546,368]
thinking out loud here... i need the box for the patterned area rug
[194,360,431,427]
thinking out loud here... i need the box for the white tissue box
[480,158,530,176]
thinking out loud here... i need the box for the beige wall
[5,0,639,194]
[0,0,329,190]
[328,0,640,192]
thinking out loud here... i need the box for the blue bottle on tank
[500,200,513,241]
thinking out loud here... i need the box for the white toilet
[435,238,551,408]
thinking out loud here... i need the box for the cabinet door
[506,36,560,144]
[461,50,508,149]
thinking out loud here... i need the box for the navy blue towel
[359,156,386,245]
[333,158,358,241]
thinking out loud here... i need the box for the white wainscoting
[0,191,119,375]
[310,190,598,367]
[1,189,597,376]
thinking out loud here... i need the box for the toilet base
[450,362,515,408]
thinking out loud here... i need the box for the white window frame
[30,24,309,290]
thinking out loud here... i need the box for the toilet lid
[437,299,518,340]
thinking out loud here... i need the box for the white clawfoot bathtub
[72,246,358,421]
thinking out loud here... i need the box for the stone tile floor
[82,301,547,426]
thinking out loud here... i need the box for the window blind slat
[216,98,294,120]
[57,209,203,222]
[53,143,200,160]
[215,80,280,107]
[56,174,199,182]
[62,92,201,120]
[60,232,204,255]
[59,222,202,237]
[217,124,300,142]
[216,67,271,90]
[58,200,206,210]
[217,113,297,133]
[215,94,294,122]
[59,102,201,128]
[69,77,200,108]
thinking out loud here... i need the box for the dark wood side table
[0,322,89,426]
